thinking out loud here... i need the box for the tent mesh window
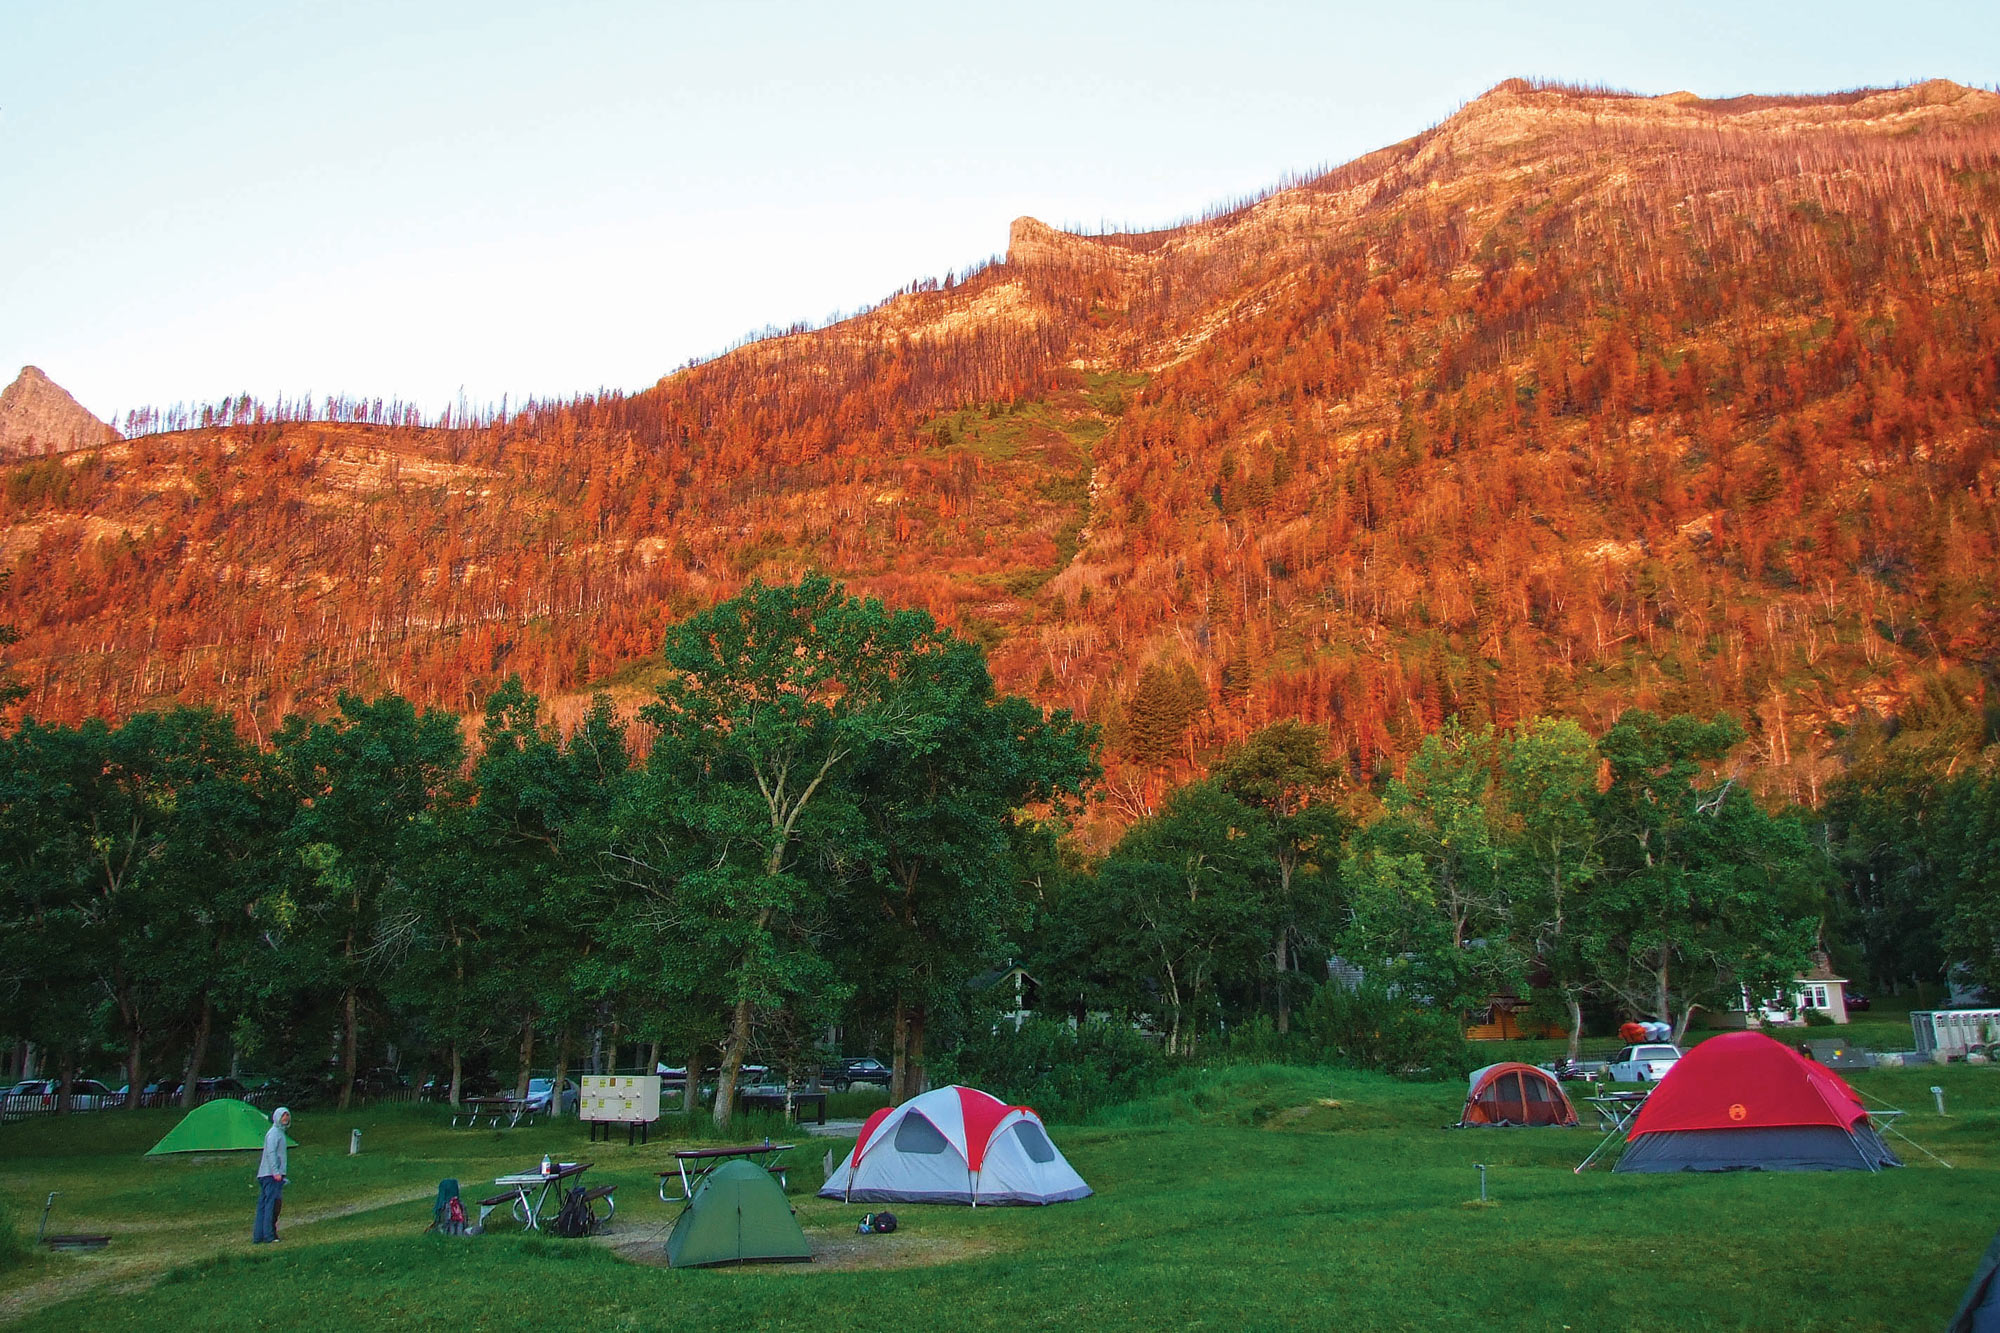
[1013,1121,1056,1163]
[894,1113,950,1154]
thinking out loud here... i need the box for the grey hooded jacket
[258,1107,290,1179]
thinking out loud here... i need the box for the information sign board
[580,1074,660,1124]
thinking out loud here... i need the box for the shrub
[1295,982,1471,1079]
[932,1019,1168,1121]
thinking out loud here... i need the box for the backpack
[856,1210,898,1235]
[433,1178,469,1236]
[551,1186,594,1239]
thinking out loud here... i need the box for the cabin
[1716,954,1851,1028]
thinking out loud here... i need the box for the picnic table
[1584,1090,1652,1132]
[659,1142,794,1202]
[453,1095,532,1129]
[480,1160,608,1231]
[739,1088,827,1125]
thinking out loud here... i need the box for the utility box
[580,1074,660,1124]
[1807,1039,1874,1070]
[1910,1010,2000,1059]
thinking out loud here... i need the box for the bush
[1295,982,1470,1079]
[932,1019,1168,1121]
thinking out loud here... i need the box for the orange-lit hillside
[8,79,2000,818]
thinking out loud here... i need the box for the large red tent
[1615,1031,1901,1172]
[1459,1062,1579,1127]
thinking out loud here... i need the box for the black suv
[820,1058,892,1092]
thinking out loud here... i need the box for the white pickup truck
[1606,1043,1682,1083]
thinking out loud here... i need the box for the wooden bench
[579,1183,617,1223]
[474,1190,524,1228]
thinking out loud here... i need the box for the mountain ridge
[7,78,2000,830]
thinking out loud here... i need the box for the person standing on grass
[253,1106,291,1243]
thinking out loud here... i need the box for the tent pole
[1574,1122,1625,1174]
[1849,1127,1879,1173]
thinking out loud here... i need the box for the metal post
[1475,1164,1488,1203]
[1931,1085,1947,1116]
[350,1128,362,1155]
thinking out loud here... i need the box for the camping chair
[427,1178,472,1235]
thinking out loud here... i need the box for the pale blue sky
[4,1,1994,422]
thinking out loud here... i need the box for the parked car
[4,1078,118,1111]
[819,1058,892,1092]
[194,1076,249,1100]
[1845,991,1872,1012]
[353,1068,410,1097]
[421,1072,500,1102]
[139,1079,183,1107]
[1607,1043,1683,1083]
[525,1077,577,1114]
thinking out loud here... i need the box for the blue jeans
[253,1175,284,1242]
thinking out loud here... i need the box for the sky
[5,1,1996,425]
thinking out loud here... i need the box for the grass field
[2,1049,1996,1331]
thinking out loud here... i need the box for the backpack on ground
[551,1185,595,1238]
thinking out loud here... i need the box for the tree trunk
[124,1035,142,1112]
[179,996,214,1109]
[55,1052,76,1118]
[1566,996,1584,1062]
[646,1040,660,1083]
[1274,931,1292,1035]
[338,985,359,1110]
[891,999,911,1104]
[449,1042,463,1108]
[551,1029,572,1121]
[516,1020,536,1100]
[684,1046,699,1116]
[906,1003,927,1100]
[712,996,753,1130]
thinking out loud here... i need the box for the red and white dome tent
[819,1085,1092,1206]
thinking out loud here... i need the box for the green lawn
[3,1061,1996,1331]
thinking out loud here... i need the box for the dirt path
[0,1187,428,1326]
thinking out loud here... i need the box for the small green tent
[145,1099,294,1157]
[665,1159,810,1268]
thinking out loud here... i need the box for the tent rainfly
[1459,1062,1580,1127]
[665,1159,811,1268]
[1614,1031,1901,1173]
[1950,1230,2000,1333]
[819,1085,1091,1206]
[145,1099,296,1157]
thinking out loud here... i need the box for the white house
[1719,954,1851,1028]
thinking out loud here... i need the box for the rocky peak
[1007,216,1114,270]
[0,366,117,460]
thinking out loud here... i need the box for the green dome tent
[665,1159,810,1268]
[145,1099,294,1157]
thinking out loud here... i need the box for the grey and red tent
[1614,1030,1901,1172]
[1459,1062,1579,1127]
[819,1085,1091,1206]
